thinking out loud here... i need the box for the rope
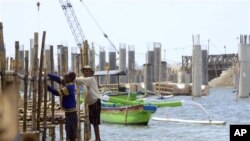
[79,0,118,53]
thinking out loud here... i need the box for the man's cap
[81,65,94,72]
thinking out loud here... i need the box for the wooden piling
[0,22,6,91]
[23,50,29,132]
[6,57,9,71]
[76,50,82,140]
[14,41,20,133]
[62,46,68,74]
[49,126,55,141]
[37,31,46,130]
[49,45,55,124]
[82,40,91,141]
[59,123,63,141]
[32,32,39,131]
[42,69,48,141]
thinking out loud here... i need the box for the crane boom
[59,0,85,48]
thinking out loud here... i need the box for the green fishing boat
[101,105,152,125]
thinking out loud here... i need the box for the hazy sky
[1,0,250,66]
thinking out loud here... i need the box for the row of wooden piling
[0,21,93,140]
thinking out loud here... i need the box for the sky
[1,0,250,67]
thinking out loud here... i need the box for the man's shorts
[88,99,101,126]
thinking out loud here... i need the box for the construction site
[1,0,250,141]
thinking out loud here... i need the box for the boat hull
[101,101,157,113]
[101,105,151,125]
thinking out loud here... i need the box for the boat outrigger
[80,70,226,125]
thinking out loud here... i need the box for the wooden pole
[0,22,6,91]
[6,57,8,71]
[37,31,46,130]
[82,40,91,141]
[14,41,20,133]
[42,68,47,141]
[57,45,63,112]
[76,54,82,140]
[23,50,29,132]
[32,32,39,131]
[59,123,63,141]
[49,45,55,124]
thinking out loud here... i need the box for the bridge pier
[192,35,202,97]
[238,35,250,98]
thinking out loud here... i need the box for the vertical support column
[144,64,153,93]
[128,45,135,83]
[37,31,46,130]
[30,39,34,69]
[57,45,63,75]
[49,45,55,125]
[238,35,250,98]
[71,47,80,74]
[19,46,25,74]
[89,43,95,71]
[14,41,20,133]
[82,40,91,141]
[119,43,126,83]
[135,70,142,83]
[19,47,25,92]
[45,49,51,74]
[23,50,29,132]
[192,35,202,97]
[147,50,154,81]
[61,46,68,74]
[6,57,9,71]
[10,57,13,70]
[29,39,34,99]
[32,32,39,130]
[233,63,239,90]
[0,22,6,91]
[153,43,161,82]
[201,50,208,85]
[109,51,116,84]
[160,61,167,82]
[99,47,106,84]
[177,70,185,83]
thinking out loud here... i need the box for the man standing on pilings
[75,66,101,141]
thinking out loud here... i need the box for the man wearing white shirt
[75,65,101,141]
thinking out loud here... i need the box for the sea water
[52,87,250,141]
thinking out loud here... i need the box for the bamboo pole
[82,40,91,141]
[50,45,55,124]
[0,22,6,91]
[10,57,13,70]
[59,123,63,141]
[37,31,46,130]
[32,32,39,131]
[23,50,29,132]
[14,41,20,133]
[6,57,8,71]
[42,68,47,141]
[76,54,82,141]
[49,126,55,141]
[61,47,68,74]
[0,75,2,94]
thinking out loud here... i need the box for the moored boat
[101,105,152,125]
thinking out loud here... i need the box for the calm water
[54,87,250,141]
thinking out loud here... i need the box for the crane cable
[37,1,40,33]
[79,0,119,53]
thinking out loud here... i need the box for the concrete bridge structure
[182,53,238,81]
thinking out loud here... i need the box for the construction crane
[59,0,85,48]
[59,0,119,54]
